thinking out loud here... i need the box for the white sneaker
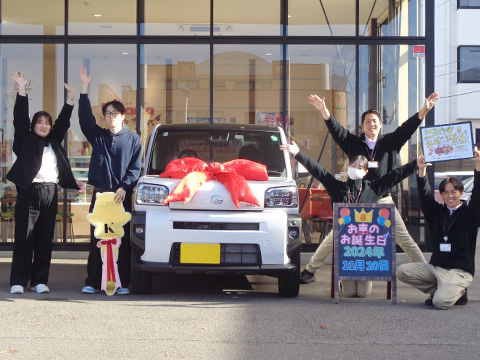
[10,285,24,294]
[31,284,49,294]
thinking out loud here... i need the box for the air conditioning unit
[177,24,232,33]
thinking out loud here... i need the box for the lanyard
[346,184,362,203]
[443,210,458,242]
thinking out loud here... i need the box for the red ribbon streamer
[100,239,117,283]
[159,157,268,208]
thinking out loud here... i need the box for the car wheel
[130,247,152,294]
[278,251,300,297]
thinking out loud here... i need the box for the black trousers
[84,190,132,289]
[10,183,58,287]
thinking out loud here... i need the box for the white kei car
[130,123,302,297]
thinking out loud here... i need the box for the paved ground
[0,251,479,360]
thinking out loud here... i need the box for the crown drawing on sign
[354,209,373,223]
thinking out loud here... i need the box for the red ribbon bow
[159,157,268,208]
[100,239,117,283]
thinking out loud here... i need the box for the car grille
[170,242,261,265]
[173,222,259,230]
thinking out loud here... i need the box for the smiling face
[441,182,464,208]
[361,113,382,140]
[33,115,52,137]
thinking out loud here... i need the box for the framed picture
[420,122,474,163]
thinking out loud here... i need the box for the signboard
[333,203,396,304]
[420,122,474,163]
[413,45,425,57]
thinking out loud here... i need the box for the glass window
[288,0,355,36]
[359,44,425,245]
[0,44,64,243]
[0,0,65,35]
[67,44,136,243]
[68,0,136,35]
[359,0,425,37]
[213,45,282,126]
[289,45,356,181]
[458,46,480,83]
[140,44,210,139]
[143,0,210,35]
[214,0,281,36]
[458,0,480,8]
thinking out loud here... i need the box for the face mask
[347,167,366,180]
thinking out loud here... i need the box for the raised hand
[64,83,76,98]
[80,66,91,94]
[11,72,27,96]
[417,153,432,177]
[419,92,439,119]
[308,94,331,120]
[279,141,300,156]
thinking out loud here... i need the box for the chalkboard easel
[333,203,397,304]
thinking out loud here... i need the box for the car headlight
[265,186,298,208]
[135,183,169,205]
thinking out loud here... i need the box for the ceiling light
[93,14,102,17]
[122,52,129,55]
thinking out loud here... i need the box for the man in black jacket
[397,149,480,309]
[299,94,438,284]
[281,141,418,297]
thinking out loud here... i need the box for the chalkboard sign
[333,203,396,304]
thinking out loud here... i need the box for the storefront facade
[0,0,434,251]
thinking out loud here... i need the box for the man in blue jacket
[397,149,480,309]
[78,66,142,295]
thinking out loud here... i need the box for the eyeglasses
[104,111,120,117]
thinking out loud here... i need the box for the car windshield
[148,128,286,177]
[462,177,474,193]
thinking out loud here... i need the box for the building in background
[434,0,480,173]
[0,0,434,251]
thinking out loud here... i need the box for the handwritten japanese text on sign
[420,122,474,163]
[335,204,395,278]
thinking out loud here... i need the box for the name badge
[440,243,451,252]
[368,161,379,169]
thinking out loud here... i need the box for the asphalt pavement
[0,250,479,360]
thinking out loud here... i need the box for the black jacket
[6,94,79,191]
[295,152,417,206]
[418,172,480,276]
[325,113,423,189]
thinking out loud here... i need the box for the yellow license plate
[180,243,221,264]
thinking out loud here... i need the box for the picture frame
[420,122,474,163]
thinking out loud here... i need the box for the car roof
[156,123,282,133]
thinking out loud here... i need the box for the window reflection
[68,0,136,35]
[141,44,210,133]
[214,0,281,36]
[288,0,355,36]
[289,45,356,180]
[213,45,283,126]
[143,0,210,35]
[359,0,425,36]
[0,0,65,35]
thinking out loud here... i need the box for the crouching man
[397,147,480,309]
